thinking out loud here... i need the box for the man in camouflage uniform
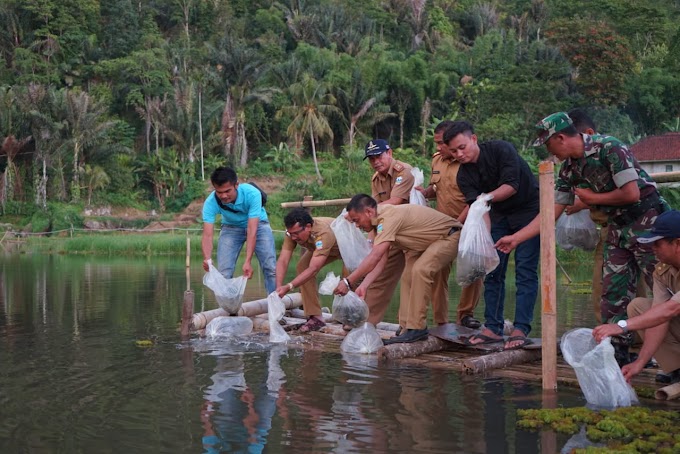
[563,109,646,323]
[334,194,463,344]
[496,112,668,362]
[361,139,416,329]
[275,208,343,332]
[417,120,482,329]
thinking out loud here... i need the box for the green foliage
[29,203,84,232]
[659,186,680,210]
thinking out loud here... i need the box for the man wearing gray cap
[593,210,680,383]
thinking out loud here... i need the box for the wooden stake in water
[539,160,557,391]
[185,234,191,268]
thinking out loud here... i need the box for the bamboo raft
[185,293,679,403]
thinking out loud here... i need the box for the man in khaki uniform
[593,210,680,383]
[362,139,416,328]
[334,194,462,344]
[417,120,482,329]
[276,208,343,333]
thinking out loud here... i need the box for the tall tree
[277,75,341,183]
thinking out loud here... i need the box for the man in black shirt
[444,121,540,350]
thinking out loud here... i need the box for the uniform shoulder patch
[376,219,384,234]
[393,163,404,172]
[656,263,672,276]
[433,152,441,158]
[315,240,323,250]
[395,175,403,185]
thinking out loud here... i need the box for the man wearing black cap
[359,139,418,331]
[593,210,680,383]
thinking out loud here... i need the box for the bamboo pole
[539,160,558,390]
[655,382,680,400]
[280,198,351,209]
[650,171,680,183]
[190,293,303,331]
[181,289,194,340]
[185,234,190,268]
[377,336,450,360]
[287,308,400,332]
[462,348,542,374]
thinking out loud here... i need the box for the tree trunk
[309,123,324,183]
[198,88,205,180]
[144,96,151,155]
[349,121,356,149]
[71,142,80,201]
[399,110,405,149]
[238,115,248,168]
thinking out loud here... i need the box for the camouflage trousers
[601,207,664,323]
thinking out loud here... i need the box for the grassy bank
[20,230,289,256]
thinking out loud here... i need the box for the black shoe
[395,326,403,337]
[613,343,632,367]
[656,368,680,384]
[460,315,482,330]
[383,328,429,345]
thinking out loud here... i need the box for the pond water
[0,253,664,453]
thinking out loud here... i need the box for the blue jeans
[217,221,277,294]
[484,217,540,336]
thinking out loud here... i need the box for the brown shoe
[298,316,325,333]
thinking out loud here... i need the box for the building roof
[630,133,680,162]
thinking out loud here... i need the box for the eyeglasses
[285,226,306,238]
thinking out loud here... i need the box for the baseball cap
[533,112,573,147]
[364,139,390,159]
[638,210,680,243]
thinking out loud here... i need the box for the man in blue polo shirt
[201,167,276,294]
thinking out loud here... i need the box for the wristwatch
[617,320,629,334]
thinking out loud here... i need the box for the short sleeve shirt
[429,152,467,218]
[555,134,658,218]
[457,140,540,227]
[281,217,341,259]
[652,263,680,306]
[371,159,414,203]
[202,183,268,229]
[371,204,462,253]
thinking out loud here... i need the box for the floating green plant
[517,406,680,453]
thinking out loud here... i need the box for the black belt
[448,226,461,236]
[611,193,665,226]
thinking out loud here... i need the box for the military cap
[364,139,391,159]
[533,112,573,147]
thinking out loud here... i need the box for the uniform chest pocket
[430,173,442,185]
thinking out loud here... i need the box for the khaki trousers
[431,231,482,324]
[297,251,340,317]
[401,232,459,330]
[365,246,406,326]
[628,297,680,373]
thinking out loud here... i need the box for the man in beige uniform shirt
[363,139,416,329]
[276,208,343,333]
[418,120,482,329]
[334,194,462,344]
[593,210,680,383]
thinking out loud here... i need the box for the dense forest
[1,0,679,221]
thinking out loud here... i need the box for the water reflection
[0,254,667,453]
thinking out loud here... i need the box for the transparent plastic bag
[267,291,290,343]
[409,167,427,206]
[332,291,369,328]
[556,210,599,251]
[456,194,500,286]
[561,328,638,408]
[341,322,383,354]
[319,271,341,295]
[202,261,248,314]
[331,209,371,272]
[205,316,253,338]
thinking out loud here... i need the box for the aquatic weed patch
[517,407,680,453]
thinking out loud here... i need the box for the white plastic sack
[205,316,253,338]
[319,271,341,295]
[409,167,427,206]
[456,194,500,286]
[331,209,372,272]
[332,291,369,328]
[556,210,599,251]
[267,292,290,343]
[202,261,248,314]
[341,322,383,354]
[561,328,638,408]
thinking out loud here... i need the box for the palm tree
[59,90,115,202]
[83,164,111,206]
[0,87,31,207]
[277,75,341,184]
